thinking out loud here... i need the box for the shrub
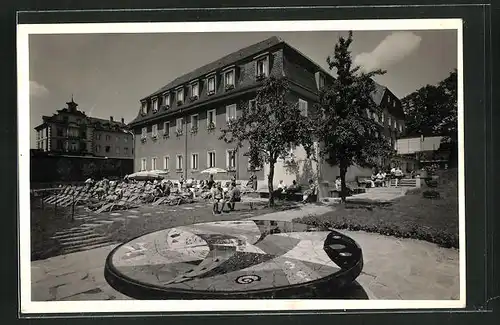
[423,190,440,199]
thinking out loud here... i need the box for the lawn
[294,168,459,248]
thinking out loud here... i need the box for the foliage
[219,76,315,206]
[312,31,394,202]
[401,69,457,139]
[401,70,458,166]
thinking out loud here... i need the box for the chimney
[110,116,114,122]
[121,117,124,124]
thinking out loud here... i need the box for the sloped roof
[371,82,387,106]
[143,36,284,100]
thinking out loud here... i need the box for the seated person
[375,172,384,187]
[211,182,224,214]
[273,180,286,199]
[335,176,342,191]
[302,179,317,203]
[225,182,241,212]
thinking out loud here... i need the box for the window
[399,123,403,132]
[152,124,158,138]
[366,108,371,118]
[106,135,111,141]
[163,93,171,107]
[226,104,237,122]
[164,122,170,137]
[141,158,147,171]
[176,155,183,170]
[115,136,119,142]
[191,82,199,98]
[207,75,216,94]
[256,57,269,77]
[207,109,216,129]
[124,147,129,155]
[141,127,147,139]
[372,112,379,123]
[163,156,170,170]
[226,149,236,170]
[224,69,235,88]
[393,99,397,108]
[248,99,256,114]
[152,98,158,112]
[381,112,385,123]
[116,147,120,154]
[124,136,128,143]
[96,133,101,140]
[176,88,184,104]
[105,146,111,153]
[63,116,69,123]
[393,120,397,129]
[176,118,183,135]
[299,99,308,117]
[141,102,148,115]
[95,145,101,153]
[207,151,216,168]
[387,116,392,126]
[191,153,199,170]
[57,128,63,137]
[151,157,157,170]
[191,114,199,132]
[319,73,325,89]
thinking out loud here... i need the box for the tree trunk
[339,161,347,203]
[268,161,275,207]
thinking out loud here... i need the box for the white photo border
[17,19,465,314]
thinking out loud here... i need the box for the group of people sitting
[273,179,318,204]
[367,166,405,188]
[209,180,242,214]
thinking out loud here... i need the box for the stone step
[63,241,118,254]
[54,227,93,236]
[55,233,104,243]
[51,229,96,239]
[60,236,112,249]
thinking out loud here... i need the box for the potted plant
[177,100,183,106]
[225,84,235,91]
[175,129,183,137]
[189,95,198,102]
[207,122,216,131]
[207,90,215,96]
[190,126,198,134]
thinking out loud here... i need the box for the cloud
[354,32,422,72]
[30,80,49,97]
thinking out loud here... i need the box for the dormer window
[319,73,326,89]
[224,68,235,91]
[176,88,184,105]
[255,54,269,80]
[152,98,158,113]
[163,93,171,108]
[207,74,216,95]
[141,101,148,115]
[190,82,199,101]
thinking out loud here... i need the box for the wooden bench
[240,197,267,210]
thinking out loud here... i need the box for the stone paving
[31,204,460,301]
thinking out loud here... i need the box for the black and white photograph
[18,19,464,313]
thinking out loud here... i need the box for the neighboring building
[128,36,405,185]
[34,98,133,160]
[395,136,451,171]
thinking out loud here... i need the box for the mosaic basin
[104,219,364,299]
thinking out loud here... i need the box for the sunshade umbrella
[200,167,228,174]
[126,170,166,181]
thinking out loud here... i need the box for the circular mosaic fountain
[104,219,363,299]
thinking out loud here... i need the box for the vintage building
[34,98,134,160]
[128,36,405,185]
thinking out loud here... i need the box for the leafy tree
[402,69,458,166]
[313,31,394,202]
[219,76,315,206]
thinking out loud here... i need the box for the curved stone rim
[104,221,364,299]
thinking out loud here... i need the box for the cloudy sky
[28,29,457,148]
